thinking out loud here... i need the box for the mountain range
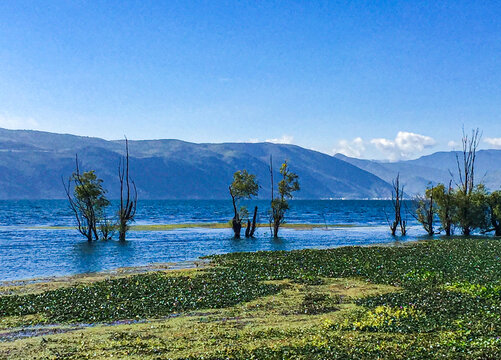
[0,128,499,199]
[334,150,501,195]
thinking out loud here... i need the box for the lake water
[0,200,431,281]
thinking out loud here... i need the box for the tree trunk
[495,226,501,237]
[232,218,242,238]
[463,227,471,236]
[400,220,407,236]
[249,206,258,237]
[390,221,397,236]
[245,220,251,237]
[273,219,280,238]
[490,209,501,236]
[445,221,451,236]
[118,220,126,242]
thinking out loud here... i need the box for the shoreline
[0,259,211,295]
[26,222,364,231]
[0,239,426,288]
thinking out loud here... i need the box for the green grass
[2,238,501,358]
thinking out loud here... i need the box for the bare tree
[118,138,137,242]
[385,174,406,236]
[454,128,481,196]
[452,128,482,235]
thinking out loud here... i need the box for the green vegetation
[415,129,501,238]
[63,139,138,242]
[3,238,501,358]
[63,161,110,242]
[229,170,259,238]
[270,159,300,238]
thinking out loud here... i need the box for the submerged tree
[245,206,259,238]
[229,170,259,238]
[63,157,110,242]
[269,157,300,238]
[99,213,116,240]
[414,184,436,236]
[432,182,455,236]
[385,174,406,236]
[117,138,137,242]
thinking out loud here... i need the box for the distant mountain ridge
[2,128,499,200]
[335,149,501,195]
[0,128,393,200]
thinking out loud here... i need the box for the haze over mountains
[0,128,499,200]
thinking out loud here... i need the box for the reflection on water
[0,199,436,281]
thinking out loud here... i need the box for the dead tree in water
[118,138,137,242]
[385,174,406,236]
[452,128,482,236]
[245,206,258,237]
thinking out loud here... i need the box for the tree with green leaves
[453,184,489,236]
[63,157,110,242]
[414,184,436,236]
[431,182,455,236]
[229,170,259,238]
[482,190,501,236]
[269,158,300,238]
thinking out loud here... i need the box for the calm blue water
[0,200,428,281]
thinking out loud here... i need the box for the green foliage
[5,239,501,357]
[299,292,340,315]
[489,191,501,220]
[0,271,279,323]
[229,170,258,236]
[430,183,455,235]
[453,184,490,235]
[270,161,300,236]
[67,169,110,241]
[415,185,435,235]
[229,170,259,200]
[98,216,117,240]
[73,171,109,211]
[486,190,501,235]
[278,161,300,200]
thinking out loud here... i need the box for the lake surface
[0,200,432,281]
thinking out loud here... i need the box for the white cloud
[332,137,365,158]
[265,135,294,144]
[0,114,39,130]
[485,138,501,149]
[370,131,436,161]
[448,140,459,148]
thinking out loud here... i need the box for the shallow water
[0,200,429,281]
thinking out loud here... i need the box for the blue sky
[1,1,500,160]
